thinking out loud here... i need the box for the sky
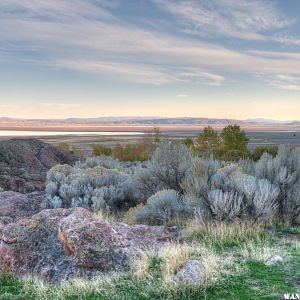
[0,0,300,120]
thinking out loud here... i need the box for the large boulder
[0,191,44,225]
[0,208,177,283]
[0,138,76,192]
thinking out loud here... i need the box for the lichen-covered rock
[0,139,77,192]
[0,191,44,225]
[174,260,206,285]
[0,207,177,283]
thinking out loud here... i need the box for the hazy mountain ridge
[0,116,298,126]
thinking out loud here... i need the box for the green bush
[113,138,155,162]
[194,125,249,161]
[93,144,112,156]
[194,126,220,158]
[251,145,278,161]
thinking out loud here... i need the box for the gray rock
[265,255,283,266]
[174,260,206,285]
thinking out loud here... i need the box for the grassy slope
[0,227,299,300]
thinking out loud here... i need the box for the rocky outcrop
[0,191,44,225]
[0,138,76,192]
[0,208,177,283]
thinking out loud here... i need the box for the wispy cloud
[154,0,297,44]
[256,73,300,91]
[0,0,300,87]
[54,59,225,86]
[0,0,113,21]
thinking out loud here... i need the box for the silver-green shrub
[43,160,138,212]
[139,141,193,193]
[74,155,120,169]
[245,146,300,223]
[207,190,243,221]
[133,189,189,225]
[182,161,279,222]
[44,142,299,225]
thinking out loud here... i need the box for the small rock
[265,255,283,266]
[174,260,206,285]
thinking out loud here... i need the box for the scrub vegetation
[1,125,299,299]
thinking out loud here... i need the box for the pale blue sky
[0,0,299,120]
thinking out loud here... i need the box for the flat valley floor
[0,130,299,155]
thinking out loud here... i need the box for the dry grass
[94,210,118,222]
[131,241,243,288]
[122,203,146,225]
[157,243,196,282]
[130,249,153,279]
[22,273,120,300]
[182,219,267,248]
[239,242,286,262]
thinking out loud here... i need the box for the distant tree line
[59,124,278,162]
[93,127,161,162]
[183,124,278,161]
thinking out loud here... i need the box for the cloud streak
[0,0,300,88]
[53,59,225,86]
[154,0,298,44]
[257,73,300,91]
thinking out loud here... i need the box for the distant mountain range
[245,118,300,125]
[0,116,299,126]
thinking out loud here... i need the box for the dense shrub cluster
[243,146,300,223]
[43,155,141,212]
[45,141,300,225]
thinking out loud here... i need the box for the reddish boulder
[0,208,177,283]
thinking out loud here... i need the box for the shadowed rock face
[0,138,76,192]
[0,207,177,284]
[0,191,45,225]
